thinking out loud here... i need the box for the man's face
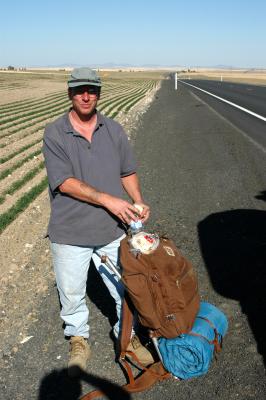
[69,85,100,118]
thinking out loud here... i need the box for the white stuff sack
[129,232,159,255]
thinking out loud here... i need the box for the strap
[120,294,134,353]
[81,362,171,398]
[190,316,222,353]
[122,361,171,393]
[118,295,171,393]
[120,350,166,378]
[120,349,155,382]
[81,290,170,398]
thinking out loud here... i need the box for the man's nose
[82,91,90,101]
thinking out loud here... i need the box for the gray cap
[68,67,101,88]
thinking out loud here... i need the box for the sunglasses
[72,86,100,96]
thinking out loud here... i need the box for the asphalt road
[1,78,266,400]
[177,79,266,151]
[179,79,266,117]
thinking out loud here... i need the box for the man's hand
[134,202,150,224]
[102,195,143,224]
[121,174,150,224]
[59,177,150,225]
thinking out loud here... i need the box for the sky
[1,0,266,68]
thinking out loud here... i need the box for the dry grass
[0,71,66,104]
[178,68,266,86]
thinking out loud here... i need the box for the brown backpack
[81,236,200,399]
[120,235,200,338]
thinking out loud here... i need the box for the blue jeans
[50,234,126,339]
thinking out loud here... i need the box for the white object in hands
[134,204,144,214]
[129,204,144,232]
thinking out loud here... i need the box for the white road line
[190,91,266,154]
[178,80,266,122]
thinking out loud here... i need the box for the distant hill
[25,62,184,69]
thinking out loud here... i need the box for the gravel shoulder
[1,79,265,400]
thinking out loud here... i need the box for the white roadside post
[175,72,178,90]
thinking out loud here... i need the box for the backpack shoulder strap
[119,295,171,393]
[80,295,135,400]
[80,295,171,399]
[120,294,135,353]
[80,361,171,399]
[122,361,171,393]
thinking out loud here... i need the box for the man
[43,67,153,376]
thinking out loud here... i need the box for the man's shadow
[86,260,118,330]
[198,194,266,365]
[38,367,131,400]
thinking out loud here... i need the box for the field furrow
[0,175,48,234]
[0,142,42,176]
[0,126,45,148]
[0,92,67,118]
[0,169,47,215]
[0,155,43,193]
[0,131,43,161]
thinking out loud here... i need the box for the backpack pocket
[175,262,199,309]
[122,273,162,330]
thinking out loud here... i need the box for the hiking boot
[126,335,154,367]
[68,336,91,377]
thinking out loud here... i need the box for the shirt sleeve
[119,127,138,177]
[42,124,74,192]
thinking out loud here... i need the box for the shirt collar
[62,109,104,136]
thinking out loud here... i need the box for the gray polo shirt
[43,111,137,246]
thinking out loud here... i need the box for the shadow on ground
[86,261,118,329]
[255,190,266,202]
[38,367,131,400]
[198,197,266,365]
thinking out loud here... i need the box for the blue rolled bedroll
[158,302,228,380]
